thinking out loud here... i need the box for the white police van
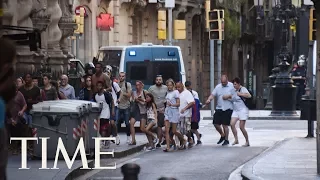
[95,43,186,88]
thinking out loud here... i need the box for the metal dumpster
[31,101,86,159]
[65,100,103,152]
[32,100,103,156]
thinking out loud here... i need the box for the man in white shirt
[93,81,115,148]
[176,82,195,149]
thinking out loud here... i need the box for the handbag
[130,101,140,115]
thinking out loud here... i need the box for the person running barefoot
[223,77,250,147]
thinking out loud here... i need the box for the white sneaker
[127,136,131,144]
[153,138,159,145]
[116,135,120,145]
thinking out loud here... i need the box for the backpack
[239,87,254,109]
[189,90,201,123]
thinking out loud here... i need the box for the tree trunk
[314,0,320,175]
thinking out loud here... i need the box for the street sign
[165,0,175,8]
[75,6,87,17]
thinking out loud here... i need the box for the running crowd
[7,61,251,154]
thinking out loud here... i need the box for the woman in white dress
[223,77,251,147]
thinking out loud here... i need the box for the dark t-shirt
[19,86,41,113]
[43,87,58,101]
[291,67,306,85]
[6,91,26,123]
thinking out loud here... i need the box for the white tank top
[147,106,156,120]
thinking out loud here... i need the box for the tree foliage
[224,10,240,41]
[223,0,246,41]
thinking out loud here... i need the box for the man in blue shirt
[205,75,234,146]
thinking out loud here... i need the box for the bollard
[158,178,177,180]
[307,117,314,138]
[121,163,140,180]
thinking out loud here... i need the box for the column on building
[9,0,36,76]
[47,0,68,76]
[31,0,51,78]
[59,0,76,59]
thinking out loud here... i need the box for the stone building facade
[2,0,75,78]
[75,0,210,100]
[1,0,212,101]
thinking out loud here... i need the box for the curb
[202,117,300,120]
[240,138,292,180]
[65,143,147,180]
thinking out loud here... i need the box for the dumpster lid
[31,102,84,114]
[32,100,89,112]
[36,100,91,110]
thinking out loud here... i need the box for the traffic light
[309,7,316,41]
[158,10,166,40]
[205,0,210,29]
[209,9,224,40]
[74,7,85,34]
[174,20,186,40]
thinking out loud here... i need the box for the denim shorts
[110,106,118,121]
[23,113,32,128]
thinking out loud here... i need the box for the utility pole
[316,10,320,176]
[311,0,320,174]
[168,8,173,46]
[207,7,224,115]
[210,40,215,115]
[91,0,98,58]
[165,0,174,46]
[217,40,222,81]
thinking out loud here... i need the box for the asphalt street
[76,120,311,180]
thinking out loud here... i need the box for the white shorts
[231,110,249,120]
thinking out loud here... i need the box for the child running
[145,93,158,151]
[93,81,114,149]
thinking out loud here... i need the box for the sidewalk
[7,133,148,180]
[201,110,301,120]
[241,137,320,180]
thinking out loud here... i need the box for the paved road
[76,120,311,180]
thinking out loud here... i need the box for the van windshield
[126,61,180,86]
[97,50,122,78]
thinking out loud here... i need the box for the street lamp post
[257,0,300,116]
[271,0,299,116]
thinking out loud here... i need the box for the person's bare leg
[223,125,229,141]
[230,117,239,145]
[214,124,225,136]
[164,120,171,150]
[171,123,185,145]
[191,129,201,140]
[240,120,250,146]
[130,118,136,144]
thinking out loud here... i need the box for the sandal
[129,141,136,145]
